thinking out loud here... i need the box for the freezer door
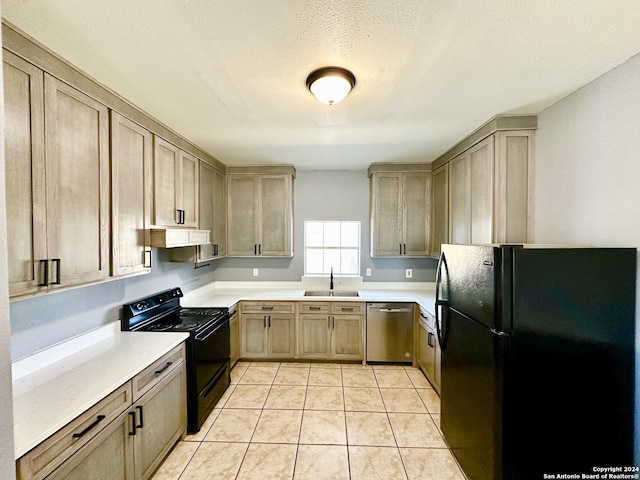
[440,309,510,480]
[440,244,501,330]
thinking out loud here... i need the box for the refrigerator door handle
[435,252,450,349]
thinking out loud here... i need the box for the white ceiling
[4,0,640,170]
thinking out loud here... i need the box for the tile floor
[152,361,467,480]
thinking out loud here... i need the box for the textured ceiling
[4,0,640,170]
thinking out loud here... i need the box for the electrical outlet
[366,268,372,277]
[405,269,412,278]
[253,268,259,277]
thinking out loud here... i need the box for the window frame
[303,220,361,277]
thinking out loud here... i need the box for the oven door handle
[194,319,229,341]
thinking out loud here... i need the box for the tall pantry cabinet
[4,50,110,297]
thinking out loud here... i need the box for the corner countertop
[182,281,437,316]
[12,323,188,459]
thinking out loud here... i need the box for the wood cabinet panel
[260,176,290,255]
[198,162,225,261]
[469,138,494,244]
[448,152,470,245]
[332,314,362,359]
[229,309,239,367]
[153,136,180,227]
[179,150,199,228]
[227,176,258,256]
[111,112,152,277]
[3,50,47,297]
[371,173,402,256]
[268,314,295,357]
[44,74,110,288]
[241,314,269,357]
[299,314,331,358]
[430,164,448,257]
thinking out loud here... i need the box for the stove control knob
[135,302,147,311]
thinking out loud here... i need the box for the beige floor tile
[299,410,347,445]
[294,445,349,480]
[343,387,386,412]
[279,362,311,368]
[374,368,414,388]
[341,368,377,387]
[274,367,310,385]
[372,364,407,370]
[417,388,441,413]
[264,384,307,409]
[304,386,344,410]
[431,413,442,432]
[388,412,446,447]
[239,366,278,385]
[214,384,235,408]
[252,409,303,443]
[203,408,261,442]
[308,367,342,386]
[404,367,434,389]
[340,363,371,369]
[230,364,248,384]
[180,442,248,480]
[151,441,199,480]
[400,448,466,480]
[345,411,396,447]
[309,362,342,369]
[237,443,297,480]
[380,388,428,413]
[348,446,408,480]
[249,361,281,369]
[224,384,271,408]
[184,408,222,442]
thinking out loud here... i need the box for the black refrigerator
[436,244,636,480]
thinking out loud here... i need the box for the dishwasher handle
[375,308,412,313]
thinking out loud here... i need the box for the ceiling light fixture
[306,67,356,105]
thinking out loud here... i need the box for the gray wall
[213,170,438,282]
[534,52,640,462]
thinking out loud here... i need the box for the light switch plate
[366,268,372,276]
[405,269,412,278]
[253,268,259,277]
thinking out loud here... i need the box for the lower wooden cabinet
[417,309,441,393]
[298,303,364,361]
[229,307,240,367]
[240,302,295,358]
[17,345,186,480]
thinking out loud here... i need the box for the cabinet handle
[51,259,61,285]
[261,306,274,311]
[258,244,262,255]
[213,244,219,256]
[136,406,144,429]
[39,259,49,287]
[399,243,402,255]
[254,244,257,255]
[72,414,106,439]
[403,244,407,255]
[155,361,173,376]
[128,411,137,436]
[268,315,271,328]
[328,317,331,329]
[341,307,354,312]
[264,316,267,329]
[144,250,152,268]
[309,306,321,311]
[176,209,181,224]
[332,316,335,329]
[428,332,434,347]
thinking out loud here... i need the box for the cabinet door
[46,410,135,480]
[3,51,47,297]
[230,310,240,366]
[299,314,331,359]
[332,315,363,360]
[241,314,268,357]
[153,136,180,227]
[469,137,494,244]
[134,364,186,480]
[268,314,295,357]
[227,175,259,256]
[179,150,199,228]
[402,173,431,256]
[111,112,152,276]
[370,173,402,256]
[44,74,110,287]
[418,321,436,383]
[259,175,292,256]
[448,152,470,244]
[431,164,449,257]
[198,162,225,261]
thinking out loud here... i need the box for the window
[304,221,360,276]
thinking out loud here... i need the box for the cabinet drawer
[298,302,330,314]
[330,302,364,314]
[418,306,435,330]
[16,382,132,480]
[132,344,185,401]
[241,302,294,314]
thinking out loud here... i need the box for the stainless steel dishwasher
[366,303,414,363]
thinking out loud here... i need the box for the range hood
[150,228,211,248]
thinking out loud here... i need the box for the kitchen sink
[304,290,359,297]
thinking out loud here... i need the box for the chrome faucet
[330,267,334,291]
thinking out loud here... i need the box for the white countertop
[12,323,188,459]
[182,281,437,316]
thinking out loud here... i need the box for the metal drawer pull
[261,306,274,310]
[427,332,434,347]
[39,259,49,287]
[51,259,61,285]
[309,306,321,311]
[136,406,144,428]
[341,307,354,311]
[155,361,173,376]
[72,414,106,439]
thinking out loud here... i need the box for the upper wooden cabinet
[431,115,536,255]
[4,51,110,297]
[197,161,226,261]
[227,167,294,257]
[369,165,432,257]
[153,136,199,228]
[110,112,152,277]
